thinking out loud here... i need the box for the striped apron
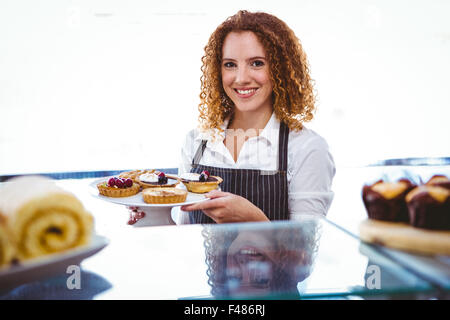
[189,122,290,224]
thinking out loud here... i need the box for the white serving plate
[0,235,109,293]
[89,177,210,226]
[89,177,208,208]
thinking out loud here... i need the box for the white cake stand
[89,178,208,227]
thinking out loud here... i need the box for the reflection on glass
[201,216,321,299]
[0,270,112,300]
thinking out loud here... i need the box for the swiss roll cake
[0,212,15,267]
[0,176,94,262]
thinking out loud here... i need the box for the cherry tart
[142,187,187,204]
[180,171,223,194]
[97,177,140,198]
[136,171,179,189]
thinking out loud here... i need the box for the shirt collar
[195,112,280,146]
[258,112,280,146]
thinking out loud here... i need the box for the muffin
[142,187,188,204]
[406,185,450,230]
[426,174,450,190]
[180,171,223,194]
[97,176,140,197]
[362,178,416,222]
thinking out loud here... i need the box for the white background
[1,0,449,175]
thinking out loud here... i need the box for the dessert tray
[89,176,209,227]
[360,173,450,256]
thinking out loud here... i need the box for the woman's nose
[235,66,251,84]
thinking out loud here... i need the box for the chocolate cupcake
[406,185,450,230]
[426,174,450,190]
[362,178,416,222]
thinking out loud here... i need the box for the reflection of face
[226,230,278,296]
[221,31,273,115]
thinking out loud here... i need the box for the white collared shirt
[176,113,336,223]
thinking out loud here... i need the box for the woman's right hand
[126,206,146,225]
[181,190,269,223]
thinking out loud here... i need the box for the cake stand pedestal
[132,206,176,227]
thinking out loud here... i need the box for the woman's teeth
[239,248,260,256]
[236,89,256,95]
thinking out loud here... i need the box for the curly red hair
[198,10,316,132]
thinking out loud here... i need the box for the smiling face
[226,230,277,296]
[221,31,273,116]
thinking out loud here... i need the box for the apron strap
[192,140,208,167]
[278,122,289,172]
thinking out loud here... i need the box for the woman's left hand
[180,190,269,223]
[127,206,146,225]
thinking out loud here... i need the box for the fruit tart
[97,177,140,197]
[142,187,188,204]
[180,171,223,194]
[119,169,155,183]
[136,171,179,189]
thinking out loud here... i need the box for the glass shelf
[1,176,447,300]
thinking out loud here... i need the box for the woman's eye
[223,62,236,68]
[251,60,265,67]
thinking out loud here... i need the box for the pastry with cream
[180,171,223,194]
[136,171,179,189]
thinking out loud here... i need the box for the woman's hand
[126,206,146,225]
[180,190,269,224]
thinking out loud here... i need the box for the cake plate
[89,178,208,227]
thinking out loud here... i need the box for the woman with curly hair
[177,10,335,224]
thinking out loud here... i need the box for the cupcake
[406,185,450,230]
[136,171,179,189]
[362,178,416,222]
[426,174,450,190]
[142,187,187,204]
[97,176,140,197]
[180,171,223,194]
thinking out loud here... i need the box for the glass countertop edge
[323,218,449,292]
